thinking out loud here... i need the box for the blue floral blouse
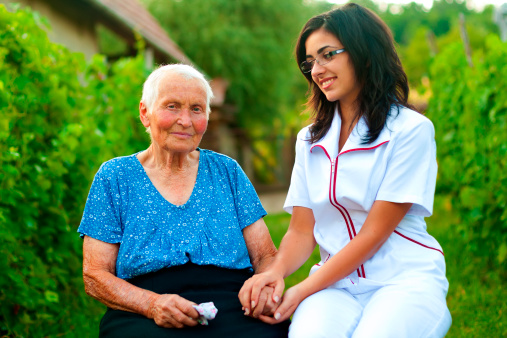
[78,149,266,280]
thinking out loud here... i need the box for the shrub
[0,5,150,335]
[427,35,507,273]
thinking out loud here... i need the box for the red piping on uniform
[332,143,390,278]
[314,254,331,267]
[329,167,353,239]
[331,156,365,277]
[310,145,331,160]
[313,141,391,279]
[394,230,444,256]
[327,156,364,278]
[338,140,390,156]
[313,142,391,279]
[334,165,357,237]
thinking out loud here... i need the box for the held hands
[239,270,284,319]
[149,293,200,328]
[258,285,303,324]
[239,271,304,324]
[248,285,278,318]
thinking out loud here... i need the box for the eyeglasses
[300,48,346,73]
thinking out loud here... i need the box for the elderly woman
[78,64,289,337]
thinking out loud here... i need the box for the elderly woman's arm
[242,218,279,317]
[243,218,277,273]
[82,236,199,328]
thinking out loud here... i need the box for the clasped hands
[238,271,303,324]
[147,271,303,327]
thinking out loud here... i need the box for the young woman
[239,3,451,337]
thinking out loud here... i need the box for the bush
[427,35,507,273]
[0,5,150,336]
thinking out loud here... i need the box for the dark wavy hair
[296,3,414,144]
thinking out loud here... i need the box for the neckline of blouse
[132,148,204,209]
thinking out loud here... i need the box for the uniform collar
[310,107,390,159]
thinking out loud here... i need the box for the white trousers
[288,281,451,338]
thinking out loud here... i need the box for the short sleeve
[229,161,267,229]
[78,164,124,243]
[284,133,312,214]
[376,118,437,216]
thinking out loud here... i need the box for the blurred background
[0,0,505,336]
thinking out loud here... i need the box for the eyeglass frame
[300,48,346,73]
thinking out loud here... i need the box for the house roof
[87,0,192,64]
[83,0,225,104]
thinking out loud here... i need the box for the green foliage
[425,196,506,337]
[97,24,129,57]
[0,5,150,336]
[143,0,317,126]
[426,35,507,271]
[373,0,500,89]
[142,0,331,184]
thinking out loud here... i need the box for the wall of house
[2,0,98,59]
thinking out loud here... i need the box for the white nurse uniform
[284,106,451,338]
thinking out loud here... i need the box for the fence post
[459,13,473,68]
[494,3,507,42]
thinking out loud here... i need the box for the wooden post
[494,4,507,42]
[459,13,473,68]
[144,47,154,69]
[426,30,438,57]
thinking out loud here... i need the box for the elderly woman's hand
[150,294,200,328]
[83,236,201,329]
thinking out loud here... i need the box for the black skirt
[99,263,290,337]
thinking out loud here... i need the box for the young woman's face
[305,28,361,106]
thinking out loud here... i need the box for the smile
[321,78,335,89]
[172,132,192,138]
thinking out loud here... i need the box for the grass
[263,195,506,337]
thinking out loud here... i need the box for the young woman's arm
[238,206,317,317]
[256,200,412,323]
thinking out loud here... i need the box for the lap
[99,263,289,338]
[100,293,289,338]
[353,282,451,338]
[289,281,450,338]
[289,288,362,338]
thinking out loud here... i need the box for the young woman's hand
[238,270,285,317]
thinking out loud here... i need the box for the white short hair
[141,64,214,116]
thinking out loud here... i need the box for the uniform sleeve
[229,161,267,230]
[376,118,437,216]
[283,134,312,214]
[77,164,124,243]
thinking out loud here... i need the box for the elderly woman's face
[143,73,208,154]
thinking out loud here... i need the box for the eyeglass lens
[300,49,345,73]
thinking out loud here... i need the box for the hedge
[0,5,150,336]
[427,35,507,273]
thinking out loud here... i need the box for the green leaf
[498,243,507,264]
[44,290,59,303]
